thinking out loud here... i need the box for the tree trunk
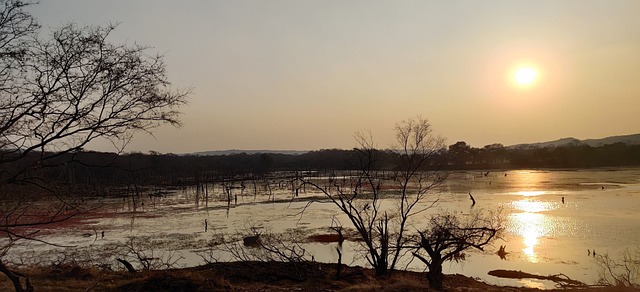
[374,251,389,277]
[0,260,32,292]
[335,247,342,279]
[374,213,390,277]
[427,258,444,290]
[374,264,388,277]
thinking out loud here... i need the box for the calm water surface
[9,167,640,289]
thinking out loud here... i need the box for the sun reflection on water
[516,190,546,196]
[506,171,561,263]
[508,199,558,263]
[512,200,554,213]
[511,212,545,263]
[519,279,546,289]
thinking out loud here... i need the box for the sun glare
[514,67,538,86]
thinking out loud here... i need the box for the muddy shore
[1,261,635,291]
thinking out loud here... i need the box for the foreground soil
[1,261,637,291]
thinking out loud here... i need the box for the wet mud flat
[3,167,640,289]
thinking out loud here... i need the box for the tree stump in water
[243,235,260,247]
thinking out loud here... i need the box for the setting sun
[514,67,538,86]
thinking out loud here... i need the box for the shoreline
[1,261,633,291]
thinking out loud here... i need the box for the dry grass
[0,261,637,291]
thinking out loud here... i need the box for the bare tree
[2,22,188,175]
[298,116,445,277]
[596,247,640,288]
[388,116,446,271]
[117,237,184,272]
[212,226,310,264]
[0,1,189,290]
[411,209,504,290]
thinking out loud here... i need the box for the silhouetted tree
[448,141,472,167]
[412,210,503,289]
[298,116,446,277]
[0,1,189,290]
[595,247,640,288]
[481,143,508,166]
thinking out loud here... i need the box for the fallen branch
[488,269,586,288]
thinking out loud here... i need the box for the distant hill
[582,134,640,147]
[509,133,640,149]
[187,134,640,155]
[189,149,308,156]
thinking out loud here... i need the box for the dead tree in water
[205,181,209,208]
[297,117,446,277]
[223,183,232,204]
[497,245,508,260]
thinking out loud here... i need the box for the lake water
[7,167,640,289]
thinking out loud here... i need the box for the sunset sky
[30,1,640,153]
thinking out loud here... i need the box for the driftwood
[489,269,586,288]
[117,258,136,273]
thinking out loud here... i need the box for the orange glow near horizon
[26,1,640,154]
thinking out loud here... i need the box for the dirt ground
[1,261,638,291]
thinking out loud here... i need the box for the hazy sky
[30,1,640,153]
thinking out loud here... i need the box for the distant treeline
[6,141,640,193]
[445,141,640,169]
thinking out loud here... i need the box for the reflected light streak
[522,229,539,262]
[512,200,553,213]
[512,171,551,197]
[519,279,546,289]
[517,190,546,196]
[510,212,547,263]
